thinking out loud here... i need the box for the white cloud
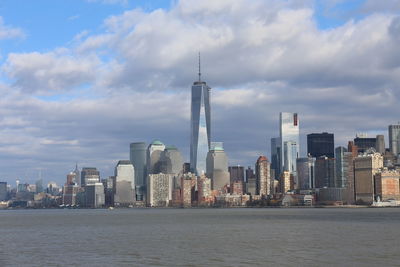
[0,16,25,40]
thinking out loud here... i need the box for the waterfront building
[190,61,211,175]
[255,156,271,196]
[245,166,255,182]
[130,142,147,200]
[0,182,7,201]
[147,140,165,175]
[307,132,334,158]
[389,124,400,156]
[354,134,377,154]
[197,174,212,204]
[229,166,244,184]
[114,160,135,207]
[314,156,336,188]
[354,153,383,204]
[231,181,244,195]
[246,177,256,195]
[147,173,173,207]
[335,147,353,188]
[62,183,80,206]
[35,179,43,193]
[296,157,315,190]
[181,173,196,207]
[270,137,281,179]
[85,182,105,208]
[159,146,183,175]
[376,135,385,154]
[279,112,300,178]
[374,169,400,201]
[81,167,100,186]
[280,171,294,193]
[206,142,230,192]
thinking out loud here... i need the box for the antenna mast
[198,52,201,82]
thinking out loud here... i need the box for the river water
[0,208,399,266]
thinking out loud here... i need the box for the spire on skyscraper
[198,52,201,82]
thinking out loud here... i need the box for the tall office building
[147,140,166,174]
[307,132,334,158]
[159,146,183,175]
[280,112,300,178]
[296,157,315,190]
[335,147,354,188]
[255,156,271,196]
[190,60,211,175]
[81,167,100,186]
[354,134,376,154]
[114,160,135,206]
[130,142,147,201]
[270,137,281,179]
[354,153,383,204]
[228,166,245,184]
[375,135,385,154]
[147,173,173,207]
[0,182,7,201]
[85,183,105,208]
[314,156,336,188]
[389,124,400,156]
[206,142,230,192]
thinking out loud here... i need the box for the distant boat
[108,207,114,210]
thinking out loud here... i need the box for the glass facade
[389,125,400,156]
[190,80,211,175]
[279,112,299,178]
[130,142,147,201]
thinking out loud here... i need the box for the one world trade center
[190,55,211,175]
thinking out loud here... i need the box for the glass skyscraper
[389,124,400,156]
[279,112,300,178]
[190,73,211,175]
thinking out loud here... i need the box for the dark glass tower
[190,55,211,175]
[307,132,334,158]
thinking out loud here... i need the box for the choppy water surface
[1,208,399,266]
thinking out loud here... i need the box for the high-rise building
[280,171,294,193]
[147,140,165,175]
[147,173,173,207]
[375,135,385,154]
[307,132,334,158]
[335,147,353,188]
[296,157,315,190]
[85,183,105,208]
[245,166,255,182]
[270,137,281,179]
[279,112,299,178]
[389,124,400,156]
[0,182,7,201]
[228,166,244,184]
[190,61,211,175]
[181,173,196,207]
[206,142,230,192]
[197,174,212,204]
[81,167,100,186]
[255,156,271,196]
[114,160,135,206]
[354,153,383,204]
[130,142,147,201]
[63,170,80,206]
[354,134,377,154]
[159,146,183,175]
[314,156,336,188]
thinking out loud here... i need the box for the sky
[0,0,400,186]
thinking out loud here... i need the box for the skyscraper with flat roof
[190,57,211,175]
[130,142,147,201]
[279,112,299,178]
[307,132,334,158]
[389,124,400,156]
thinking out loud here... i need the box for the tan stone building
[375,169,400,201]
[354,153,383,204]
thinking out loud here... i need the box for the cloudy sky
[0,0,399,185]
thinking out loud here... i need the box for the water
[1,208,399,266]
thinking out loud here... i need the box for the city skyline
[0,0,400,184]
